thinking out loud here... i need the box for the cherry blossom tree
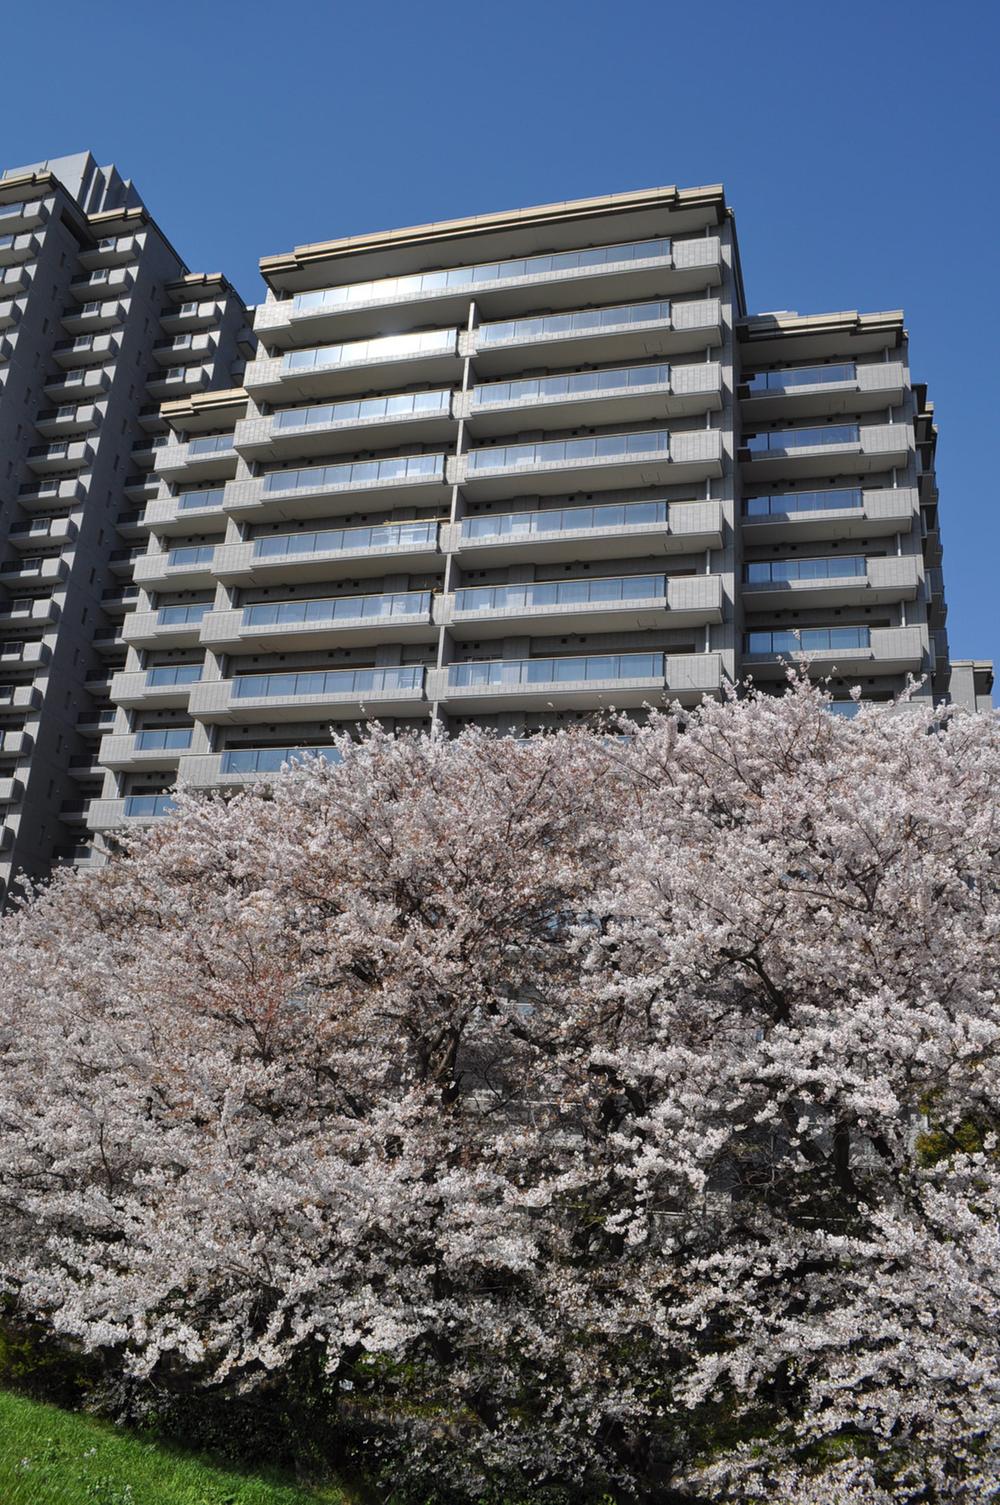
[0,679,997,1503]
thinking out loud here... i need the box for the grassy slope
[0,1388,353,1505]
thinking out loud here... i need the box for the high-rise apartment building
[0,153,253,900]
[85,180,989,838]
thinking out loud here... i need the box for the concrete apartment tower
[0,152,253,900]
[85,181,988,837]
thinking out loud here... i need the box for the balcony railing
[471,362,670,407]
[746,424,860,453]
[124,794,177,818]
[220,746,341,775]
[254,520,438,560]
[233,665,424,700]
[746,362,856,392]
[454,573,666,614]
[157,604,211,626]
[447,651,663,689]
[476,299,670,348]
[242,590,430,628]
[745,627,870,654]
[263,452,444,495]
[166,545,215,567]
[292,238,671,314]
[274,390,451,431]
[135,729,193,751]
[466,429,669,475]
[177,487,226,511]
[187,434,235,456]
[745,556,867,583]
[282,328,456,375]
[461,499,667,543]
[744,487,863,517]
[146,665,202,687]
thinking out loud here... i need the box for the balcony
[25,438,94,473]
[259,236,721,344]
[0,297,22,331]
[99,728,193,772]
[122,603,212,649]
[188,665,429,724]
[154,432,238,482]
[68,267,132,302]
[740,360,907,421]
[245,329,463,403]
[151,331,218,368]
[0,199,48,234]
[178,745,341,788]
[464,360,722,436]
[468,297,722,376]
[234,389,456,461]
[35,402,101,437]
[52,332,118,368]
[0,597,57,633]
[200,589,438,652]
[742,554,920,610]
[742,625,927,680]
[215,520,443,585]
[740,422,911,481]
[159,299,223,333]
[44,366,111,400]
[0,686,41,718]
[0,641,49,669]
[133,544,218,591]
[742,485,919,544]
[145,364,213,398]
[0,556,68,588]
[8,516,77,550]
[445,570,721,638]
[110,665,203,709]
[454,497,724,566]
[0,777,24,804]
[17,478,86,511]
[78,235,139,270]
[0,265,32,298]
[0,233,39,267]
[433,650,724,712]
[0,730,32,759]
[60,299,127,335]
[460,428,721,499]
[225,452,450,523]
[88,794,178,831]
[144,487,227,535]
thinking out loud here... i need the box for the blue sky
[5,0,998,675]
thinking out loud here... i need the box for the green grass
[0,1388,353,1505]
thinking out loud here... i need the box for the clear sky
[4,0,998,677]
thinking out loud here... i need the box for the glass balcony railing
[477,299,671,348]
[254,520,438,560]
[242,590,430,628]
[745,556,866,584]
[177,487,226,511]
[746,424,860,453]
[274,390,451,431]
[827,700,864,718]
[263,453,444,495]
[454,573,666,614]
[746,362,856,392]
[292,238,671,314]
[146,665,202,687]
[282,329,456,375]
[461,499,667,543]
[0,203,26,220]
[187,434,234,456]
[233,665,424,700]
[220,746,342,775]
[472,363,670,408]
[135,729,192,751]
[166,545,215,567]
[448,652,664,689]
[156,604,211,626]
[744,488,863,518]
[745,628,870,654]
[467,429,669,474]
[124,794,177,818]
